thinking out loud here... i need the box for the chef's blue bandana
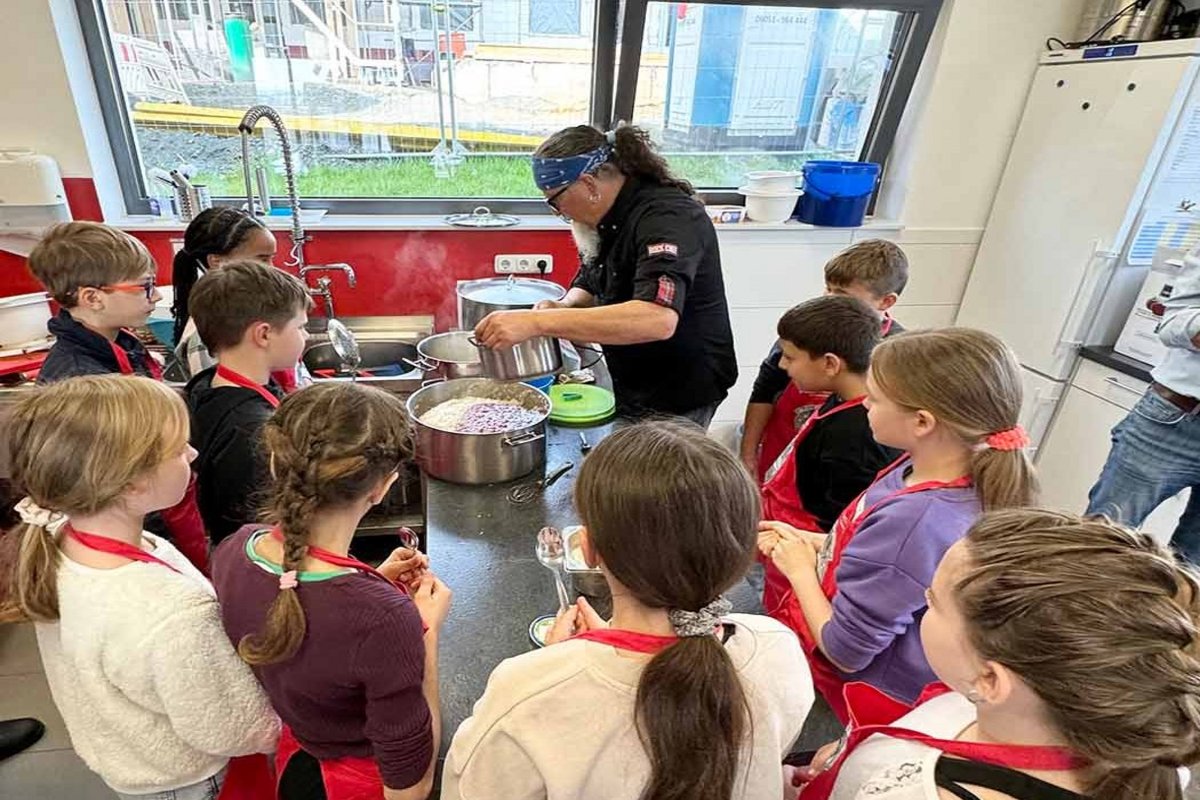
[531,145,612,191]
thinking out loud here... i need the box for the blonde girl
[814,509,1200,800]
[3,375,278,799]
[760,328,1036,721]
[210,382,450,800]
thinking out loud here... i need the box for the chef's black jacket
[571,178,737,417]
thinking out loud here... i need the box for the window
[530,0,582,36]
[76,0,941,214]
[628,4,904,189]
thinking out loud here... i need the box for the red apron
[216,364,282,408]
[770,458,971,723]
[573,628,679,653]
[759,397,866,634]
[757,316,895,480]
[269,368,301,395]
[110,338,211,574]
[268,528,425,799]
[798,682,1088,799]
[64,526,275,799]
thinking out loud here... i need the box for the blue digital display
[1082,44,1140,60]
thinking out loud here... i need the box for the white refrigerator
[956,38,1200,451]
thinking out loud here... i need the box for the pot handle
[421,377,446,388]
[502,431,545,447]
[406,356,439,372]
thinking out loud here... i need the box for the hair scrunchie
[14,497,68,535]
[984,426,1030,452]
[669,596,732,638]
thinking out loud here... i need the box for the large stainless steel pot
[458,277,565,330]
[411,331,483,379]
[471,335,563,381]
[406,378,550,484]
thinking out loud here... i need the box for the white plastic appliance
[956,39,1200,451]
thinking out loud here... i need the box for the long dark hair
[237,382,413,665]
[536,124,695,196]
[574,421,758,800]
[171,208,268,343]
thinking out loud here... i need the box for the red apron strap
[66,525,183,574]
[268,528,412,597]
[108,341,135,376]
[573,628,679,654]
[216,364,281,408]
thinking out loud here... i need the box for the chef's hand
[411,574,452,632]
[534,299,568,311]
[474,310,543,349]
[377,547,429,590]
[544,597,609,645]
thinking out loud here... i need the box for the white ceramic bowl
[744,170,800,193]
[738,189,800,223]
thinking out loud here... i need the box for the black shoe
[0,718,45,761]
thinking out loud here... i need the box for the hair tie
[14,498,67,534]
[669,596,731,638]
[279,570,299,591]
[605,129,617,145]
[984,426,1029,452]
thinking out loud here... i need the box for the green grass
[192,151,839,199]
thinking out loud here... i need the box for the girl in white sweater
[3,375,279,799]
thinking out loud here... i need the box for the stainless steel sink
[302,314,433,395]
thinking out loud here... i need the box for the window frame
[75,0,941,217]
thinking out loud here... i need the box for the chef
[474,124,737,429]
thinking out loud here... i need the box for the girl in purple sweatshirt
[758,328,1037,721]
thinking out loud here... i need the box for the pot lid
[444,206,520,228]
[548,384,616,426]
[458,277,565,306]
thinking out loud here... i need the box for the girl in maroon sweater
[211,382,452,800]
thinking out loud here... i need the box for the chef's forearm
[533,301,678,344]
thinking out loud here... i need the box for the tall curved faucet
[238,105,307,269]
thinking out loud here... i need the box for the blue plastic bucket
[795,161,881,227]
[524,375,555,394]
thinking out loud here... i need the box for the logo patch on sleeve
[647,242,679,258]
[655,275,677,307]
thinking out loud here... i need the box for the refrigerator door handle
[1055,241,1122,352]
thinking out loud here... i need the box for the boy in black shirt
[760,295,901,532]
[186,262,311,544]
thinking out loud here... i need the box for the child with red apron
[5,376,278,800]
[761,328,1037,723]
[210,382,448,800]
[443,422,813,800]
[755,297,900,640]
[795,508,1196,800]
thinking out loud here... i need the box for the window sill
[109,212,903,237]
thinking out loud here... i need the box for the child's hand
[771,536,818,579]
[411,574,452,632]
[544,597,609,645]
[377,547,429,590]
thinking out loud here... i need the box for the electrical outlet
[494,254,553,275]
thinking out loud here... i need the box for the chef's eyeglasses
[95,277,158,301]
[544,182,575,215]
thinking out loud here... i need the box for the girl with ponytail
[442,421,813,800]
[210,382,451,800]
[813,509,1200,800]
[1,375,278,798]
[171,208,276,376]
[760,328,1037,722]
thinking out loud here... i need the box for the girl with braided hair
[803,508,1200,800]
[211,382,451,800]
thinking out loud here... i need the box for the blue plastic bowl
[524,375,555,394]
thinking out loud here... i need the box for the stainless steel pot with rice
[406,378,551,484]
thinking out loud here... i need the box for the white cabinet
[1036,359,1189,547]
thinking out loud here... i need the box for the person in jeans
[1087,244,1200,563]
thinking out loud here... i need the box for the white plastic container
[0,292,52,348]
[738,189,800,223]
[744,170,800,193]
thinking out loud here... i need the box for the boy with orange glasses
[26,222,209,573]
[28,222,164,384]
